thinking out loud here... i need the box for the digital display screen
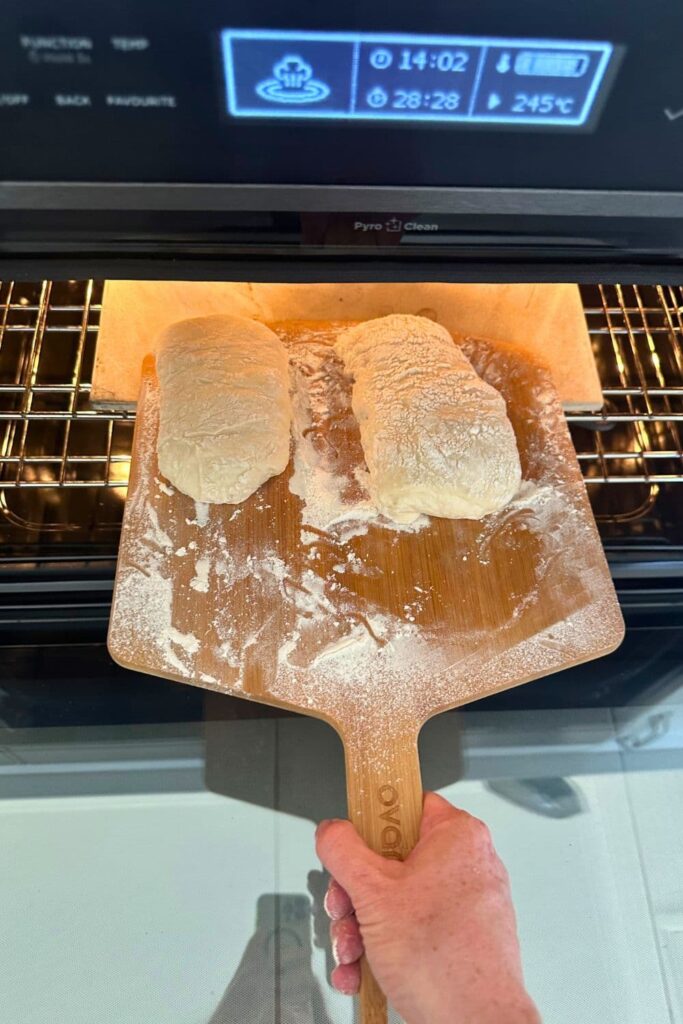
[221,30,614,128]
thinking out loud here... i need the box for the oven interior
[3,280,683,550]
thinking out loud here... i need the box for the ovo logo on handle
[378,784,403,860]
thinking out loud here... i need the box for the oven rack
[1,280,683,531]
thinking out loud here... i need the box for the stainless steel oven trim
[2,183,683,217]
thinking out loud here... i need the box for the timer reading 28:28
[371,89,461,111]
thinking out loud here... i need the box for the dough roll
[335,314,521,523]
[156,315,291,504]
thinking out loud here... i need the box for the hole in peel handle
[343,728,423,1024]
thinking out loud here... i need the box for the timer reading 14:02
[369,47,472,73]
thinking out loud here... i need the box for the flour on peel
[111,326,618,724]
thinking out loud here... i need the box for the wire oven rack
[1,280,683,540]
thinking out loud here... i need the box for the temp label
[221,30,614,127]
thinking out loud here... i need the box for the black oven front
[2,0,683,276]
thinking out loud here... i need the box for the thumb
[419,791,460,838]
[316,819,385,899]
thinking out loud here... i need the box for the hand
[316,791,541,1024]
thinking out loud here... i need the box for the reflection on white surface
[0,711,680,1024]
[1,794,280,1024]
[442,777,668,1024]
[622,767,683,1022]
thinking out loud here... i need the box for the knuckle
[465,813,493,845]
[439,809,490,845]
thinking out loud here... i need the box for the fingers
[316,818,384,896]
[331,962,361,995]
[331,914,364,965]
[322,871,364,998]
[324,877,354,921]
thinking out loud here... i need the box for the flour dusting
[190,557,210,593]
[156,477,175,497]
[287,338,428,541]
[109,325,621,724]
[186,501,210,528]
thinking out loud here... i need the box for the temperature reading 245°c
[511,92,574,115]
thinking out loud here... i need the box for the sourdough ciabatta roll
[335,314,521,523]
[156,315,291,504]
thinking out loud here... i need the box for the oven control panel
[1,0,682,194]
[221,30,614,129]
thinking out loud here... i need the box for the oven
[2,2,683,1022]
